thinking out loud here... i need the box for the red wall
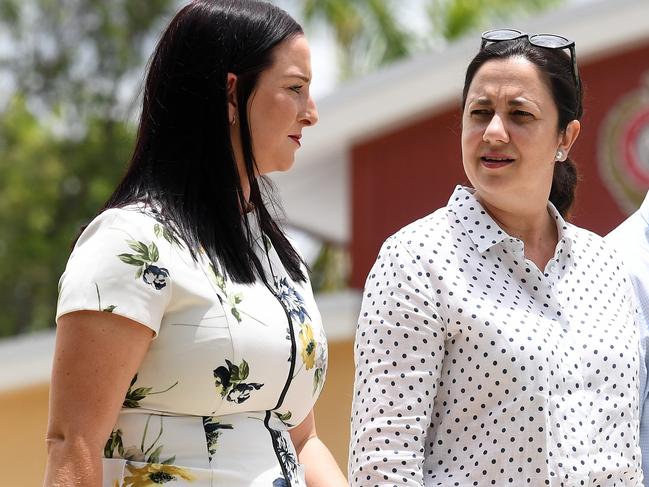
[351,41,649,288]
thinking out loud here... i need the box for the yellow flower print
[123,463,195,487]
[299,323,317,370]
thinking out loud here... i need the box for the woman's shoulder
[566,221,627,266]
[385,206,454,249]
[75,204,166,248]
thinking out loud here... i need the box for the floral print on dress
[272,478,288,487]
[202,417,233,463]
[123,374,179,409]
[275,278,310,324]
[277,279,327,397]
[153,222,184,248]
[95,283,117,313]
[105,415,176,465]
[118,239,169,290]
[208,263,244,323]
[273,411,294,428]
[213,359,263,404]
[123,462,196,486]
[270,430,299,485]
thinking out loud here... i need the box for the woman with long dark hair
[350,30,642,485]
[44,1,347,486]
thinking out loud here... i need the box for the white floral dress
[56,206,328,487]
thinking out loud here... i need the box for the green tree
[0,0,178,336]
[300,0,563,78]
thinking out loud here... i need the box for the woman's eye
[470,109,491,117]
[289,85,302,94]
[513,110,533,117]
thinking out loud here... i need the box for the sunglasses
[480,29,581,108]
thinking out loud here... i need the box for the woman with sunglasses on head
[350,30,642,486]
[44,1,348,486]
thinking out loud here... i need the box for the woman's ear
[558,120,581,160]
[227,73,238,125]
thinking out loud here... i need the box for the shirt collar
[447,185,575,254]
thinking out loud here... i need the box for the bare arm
[43,311,154,487]
[289,409,347,487]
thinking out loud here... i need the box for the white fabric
[350,185,641,487]
[57,206,327,487]
[607,191,649,487]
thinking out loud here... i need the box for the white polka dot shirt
[350,186,642,487]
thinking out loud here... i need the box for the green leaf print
[95,283,117,314]
[154,222,183,247]
[239,359,250,380]
[123,374,179,409]
[313,368,324,396]
[118,253,146,266]
[118,238,169,290]
[120,415,176,465]
[209,263,244,323]
[213,359,263,403]
[149,242,159,262]
[104,428,125,458]
[274,411,295,428]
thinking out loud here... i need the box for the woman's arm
[44,311,154,487]
[289,409,347,487]
[348,236,445,487]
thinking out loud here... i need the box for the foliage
[0,0,178,337]
[300,0,563,77]
[0,95,135,336]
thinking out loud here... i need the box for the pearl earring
[556,149,564,161]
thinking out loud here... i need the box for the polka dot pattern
[349,186,641,486]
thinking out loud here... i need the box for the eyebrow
[285,74,311,83]
[471,97,536,108]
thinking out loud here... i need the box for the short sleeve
[56,208,173,336]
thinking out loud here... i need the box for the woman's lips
[480,155,514,169]
[288,135,301,147]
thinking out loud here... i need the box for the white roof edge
[296,0,649,168]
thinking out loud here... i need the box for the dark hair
[101,0,306,283]
[461,37,583,217]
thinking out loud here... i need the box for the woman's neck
[477,196,559,270]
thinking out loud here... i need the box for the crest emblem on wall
[598,73,649,214]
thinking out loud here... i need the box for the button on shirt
[350,186,641,487]
[607,191,649,487]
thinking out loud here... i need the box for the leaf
[130,374,138,387]
[277,411,292,421]
[162,455,176,465]
[229,364,240,382]
[231,307,242,323]
[129,387,152,401]
[126,239,150,260]
[118,253,145,266]
[103,305,117,313]
[135,266,144,279]
[239,359,249,380]
[147,445,163,463]
[153,223,163,239]
[232,293,243,305]
[148,242,159,262]
[123,399,141,408]
[313,368,323,396]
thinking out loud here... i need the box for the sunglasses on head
[480,29,581,107]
